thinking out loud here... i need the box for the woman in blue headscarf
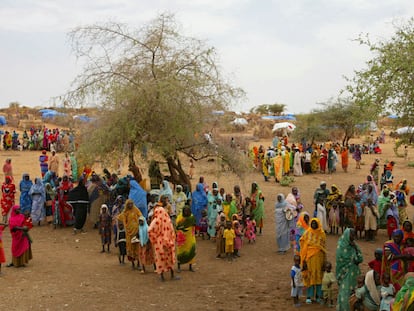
[159,180,173,202]
[19,173,33,214]
[191,183,207,233]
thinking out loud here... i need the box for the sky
[1,0,414,114]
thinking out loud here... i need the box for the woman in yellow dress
[117,199,142,269]
[300,218,326,304]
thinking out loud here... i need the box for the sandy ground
[0,134,413,311]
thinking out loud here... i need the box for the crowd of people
[1,126,75,152]
[0,128,414,310]
[255,134,414,310]
[251,136,386,182]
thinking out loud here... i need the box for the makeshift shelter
[272,122,296,132]
[396,126,414,135]
[0,116,7,126]
[231,118,248,125]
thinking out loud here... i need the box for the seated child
[351,274,366,311]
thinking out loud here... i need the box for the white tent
[396,126,414,135]
[272,122,296,132]
[231,118,248,125]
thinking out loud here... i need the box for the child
[321,261,336,307]
[291,255,304,307]
[233,220,243,257]
[380,272,395,311]
[368,248,383,276]
[0,222,7,274]
[137,216,155,273]
[215,213,226,258]
[223,221,235,262]
[403,237,414,272]
[115,222,126,264]
[352,274,366,311]
[244,217,256,243]
[354,195,364,239]
[99,204,112,253]
[199,209,208,239]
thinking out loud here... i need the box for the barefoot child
[115,222,126,264]
[223,221,235,262]
[291,254,304,307]
[99,204,112,253]
[322,261,336,307]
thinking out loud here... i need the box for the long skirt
[12,246,33,267]
[73,203,88,230]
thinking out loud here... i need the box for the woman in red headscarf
[7,205,32,267]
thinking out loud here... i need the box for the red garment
[24,216,33,230]
[387,217,398,239]
[58,180,74,227]
[368,258,382,276]
[148,204,176,274]
[9,205,30,258]
[0,225,6,263]
[1,177,15,216]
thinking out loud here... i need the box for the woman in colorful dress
[295,212,309,255]
[148,199,178,281]
[117,199,142,269]
[299,218,326,304]
[176,206,196,272]
[382,229,406,292]
[336,228,363,311]
[1,176,16,223]
[393,272,414,311]
[250,182,265,235]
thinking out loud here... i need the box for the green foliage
[345,18,414,126]
[250,103,285,115]
[68,14,245,181]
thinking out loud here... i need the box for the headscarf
[191,183,208,225]
[335,228,363,284]
[128,178,147,218]
[296,212,309,232]
[299,217,326,262]
[138,216,149,247]
[364,270,381,306]
[29,177,46,201]
[159,180,173,202]
[393,272,414,310]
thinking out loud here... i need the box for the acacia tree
[346,18,414,125]
[67,14,244,189]
[249,103,285,115]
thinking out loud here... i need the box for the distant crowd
[1,126,75,152]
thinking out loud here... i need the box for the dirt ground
[1,132,413,311]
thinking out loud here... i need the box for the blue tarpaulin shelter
[42,110,67,118]
[73,115,92,122]
[0,116,7,125]
[261,115,296,121]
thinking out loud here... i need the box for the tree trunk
[127,142,142,183]
[128,142,135,167]
[165,154,192,192]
